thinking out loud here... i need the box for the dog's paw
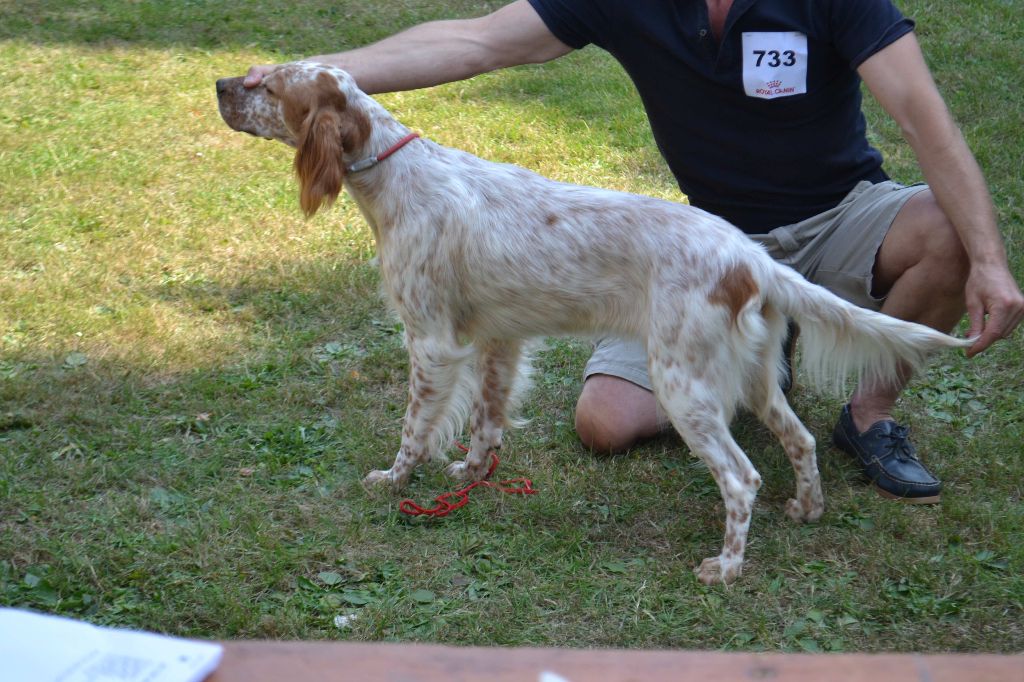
[444,459,489,483]
[784,497,824,523]
[694,555,742,585]
[362,469,398,491]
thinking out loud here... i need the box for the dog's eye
[265,86,276,96]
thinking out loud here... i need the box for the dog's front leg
[446,340,522,483]
[364,336,470,490]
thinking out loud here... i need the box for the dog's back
[385,144,761,343]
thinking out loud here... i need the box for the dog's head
[216,62,371,216]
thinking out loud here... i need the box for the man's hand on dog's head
[243,65,276,88]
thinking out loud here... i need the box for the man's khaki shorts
[584,180,928,390]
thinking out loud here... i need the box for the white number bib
[741,31,808,100]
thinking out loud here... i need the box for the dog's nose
[216,78,230,96]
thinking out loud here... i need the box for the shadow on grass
[1,1,507,55]
[3,249,1022,647]
[3,0,680,196]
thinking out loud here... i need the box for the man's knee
[575,401,635,453]
[914,191,970,288]
[877,189,969,298]
[574,375,664,453]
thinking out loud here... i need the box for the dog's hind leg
[745,313,824,523]
[669,397,761,585]
[364,334,473,490]
[446,339,523,483]
[648,346,762,585]
[759,392,823,523]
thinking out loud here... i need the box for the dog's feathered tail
[758,258,973,393]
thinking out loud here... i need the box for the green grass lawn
[2,0,1022,651]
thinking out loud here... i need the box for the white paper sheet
[0,608,222,682]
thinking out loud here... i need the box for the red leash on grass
[398,443,538,517]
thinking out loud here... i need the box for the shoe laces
[880,425,918,462]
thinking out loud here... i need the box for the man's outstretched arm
[244,0,572,94]
[859,32,1024,355]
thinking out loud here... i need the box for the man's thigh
[584,336,652,389]
[751,180,928,311]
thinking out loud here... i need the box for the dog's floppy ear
[295,105,344,217]
[293,72,369,217]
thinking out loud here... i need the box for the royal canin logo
[766,80,782,88]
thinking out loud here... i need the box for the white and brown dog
[217,62,971,584]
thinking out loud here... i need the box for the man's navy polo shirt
[526,0,915,233]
